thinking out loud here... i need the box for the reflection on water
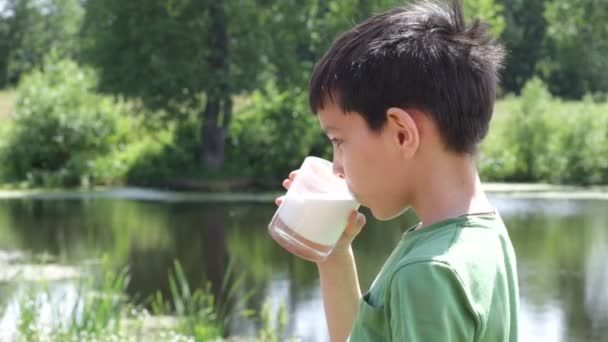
[0,193,607,341]
[1,281,84,338]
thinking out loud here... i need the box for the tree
[464,0,505,36]
[259,0,506,93]
[0,0,43,86]
[541,0,608,97]
[81,0,275,170]
[258,0,397,90]
[81,0,368,170]
[0,0,83,87]
[497,0,608,98]
[496,0,547,95]
[81,0,507,171]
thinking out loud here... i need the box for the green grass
[12,262,135,341]
[0,89,15,121]
[7,259,296,341]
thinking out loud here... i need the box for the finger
[345,211,366,235]
[289,170,299,180]
[275,196,285,206]
[282,179,292,190]
[347,210,358,225]
[355,212,366,229]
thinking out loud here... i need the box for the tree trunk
[200,2,229,170]
[201,97,226,169]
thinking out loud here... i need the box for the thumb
[355,211,366,230]
[345,210,366,237]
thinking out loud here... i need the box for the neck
[410,152,493,229]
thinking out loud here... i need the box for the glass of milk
[268,156,360,262]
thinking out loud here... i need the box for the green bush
[479,78,608,185]
[0,57,130,187]
[545,97,608,184]
[477,96,522,180]
[227,82,327,184]
[124,118,202,184]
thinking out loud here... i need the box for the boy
[275,0,519,341]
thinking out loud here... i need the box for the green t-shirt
[349,214,519,341]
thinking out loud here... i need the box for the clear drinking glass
[268,156,360,262]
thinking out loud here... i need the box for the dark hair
[309,0,505,154]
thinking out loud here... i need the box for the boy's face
[318,101,412,220]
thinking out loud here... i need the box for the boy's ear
[386,107,419,157]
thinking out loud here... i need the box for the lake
[1,188,607,341]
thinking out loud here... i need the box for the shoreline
[0,182,607,202]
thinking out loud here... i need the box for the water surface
[0,190,606,341]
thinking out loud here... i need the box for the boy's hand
[274,170,367,258]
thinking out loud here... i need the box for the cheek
[333,146,344,168]
[342,144,374,185]
[349,139,396,191]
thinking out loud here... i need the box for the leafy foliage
[227,83,325,183]
[0,0,83,87]
[0,57,129,187]
[1,0,607,187]
[80,0,274,112]
[497,0,608,98]
[479,78,608,184]
[540,0,608,98]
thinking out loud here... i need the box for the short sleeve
[388,261,477,341]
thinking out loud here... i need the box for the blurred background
[0,0,607,341]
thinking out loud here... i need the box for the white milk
[277,193,360,246]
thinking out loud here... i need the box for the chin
[371,206,409,221]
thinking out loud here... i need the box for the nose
[332,158,345,179]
